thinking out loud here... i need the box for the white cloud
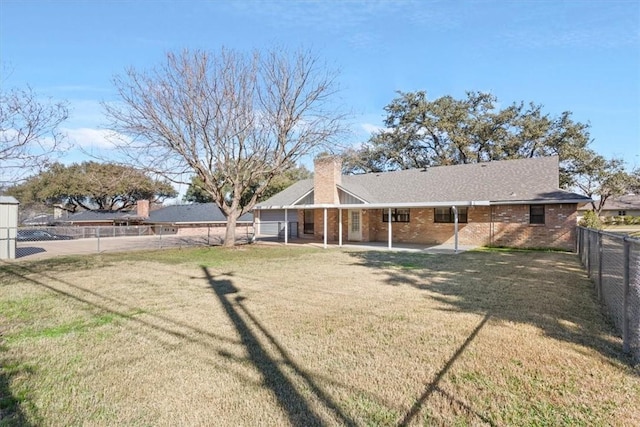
[361,123,386,135]
[63,127,120,149]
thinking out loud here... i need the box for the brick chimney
[313,156,342,204]
[136,200,150,218]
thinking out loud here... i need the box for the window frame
[382,208,411,223]
[529,205,545,225]
[434,207,468,223]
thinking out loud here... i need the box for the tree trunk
[223,211,238,247]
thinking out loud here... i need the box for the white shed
[0,196,19,260]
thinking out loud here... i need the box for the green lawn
[1,245,638,426]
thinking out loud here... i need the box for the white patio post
[284,208,288,245]
[338,208,343,247]
[452,205,459,254]
[388,207,393,249]
[323,208,328,249]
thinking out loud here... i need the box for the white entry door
[348,209,362,241]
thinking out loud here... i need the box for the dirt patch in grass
[1,246,638,426]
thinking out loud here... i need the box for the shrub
[579,210,602,229]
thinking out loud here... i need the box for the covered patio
[255,235,479,254]
[261,203,481,254]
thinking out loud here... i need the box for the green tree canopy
[343,91,593,188]
[7,161,177,212]
[564,150,636,214]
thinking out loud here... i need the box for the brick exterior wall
[295,204,578,251]
[489,204,577,251]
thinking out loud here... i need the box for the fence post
[597,231,603,302]
[622,238,631,354]
[586,230,591,277]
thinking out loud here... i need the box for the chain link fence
[577,226,640,362]
[12,225,254,260]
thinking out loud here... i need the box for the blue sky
[2,0,639,175]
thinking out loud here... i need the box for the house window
[382,208,410,223]
[303,209,314,234]
[530,205,545,224]
[618,210,626,216]
[434,207,468,223]
[351,211,360,232]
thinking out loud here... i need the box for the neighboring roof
[65,204,253,224]
[0,196,19,204]
[578,194,640,211]
[67,210,142,222]
[147,203,253,224]
[23,214,56,225]
[256,156,592,209]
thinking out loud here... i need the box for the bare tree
[0,84,69,187]
[104,47,346,246]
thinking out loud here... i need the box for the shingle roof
[578,194,640,211]
[68,210,140,222]
[66,203,253,224]
[147,203,253,223]
[256,156,591,208]
[257,179,314,207]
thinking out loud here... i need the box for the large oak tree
[7,161,176,213]
[104,48,345,246]
[343,90,636,203]
[343,91,593,185]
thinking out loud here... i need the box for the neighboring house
[63,200,253,236]
[146,203,253,236]
[64,200,152,226]
[578,195,640,219]
[254,156,592,251]
[22,214,56,227]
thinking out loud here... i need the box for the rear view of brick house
[254,156,591,251]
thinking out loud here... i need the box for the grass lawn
[1,245,638,426]
[602,225,640,238]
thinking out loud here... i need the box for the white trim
[452,205,459,254]
[338,209,343,247]
[284,209,288,245]
[490,199,591,205]
[257,200,491,210]
[257,199,593,210]
[387,207,392,249]
[145,221,253,225]
[323,208,327,249]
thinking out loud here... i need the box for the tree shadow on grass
[348,250,634,368]
[203,267,356,427]
[15,247,46,258]
[1,262,362,425]
[346,249,639,425]
[0,344,34,427]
